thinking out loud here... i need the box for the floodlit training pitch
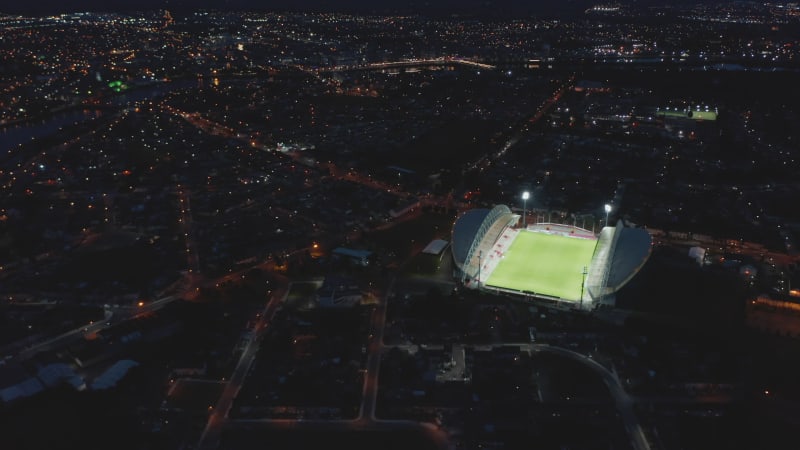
[485,231,598,301]
[658,109,717,121]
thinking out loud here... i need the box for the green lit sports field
[485,231,598,301]
[659,109,717,121]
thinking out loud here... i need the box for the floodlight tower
[522,191,530,229]
[604,203,612,228]
[477,250,483,285]
[580,266,588,309]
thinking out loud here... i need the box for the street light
[604,203,612,228]
[522,191,530,228]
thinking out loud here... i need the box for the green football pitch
[658,109,717,121]
[484,231,598,301]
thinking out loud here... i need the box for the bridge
[314,57,496,74]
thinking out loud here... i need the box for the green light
[108,80,128,92]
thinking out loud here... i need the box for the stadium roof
[451,208,491,265]
[422,239,449,255]
[332,247,372,259]
[37,363,84,389]
[0,362,45,404]
[452,205,517,279]
[607,227,653,290]
[0,377,44,404]
[91,359,139,391]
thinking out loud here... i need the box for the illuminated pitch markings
[485,231,598,301]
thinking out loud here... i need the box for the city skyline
[0,0,781,16]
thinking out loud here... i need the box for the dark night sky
[2,0,563,15]
[0,0,763,17]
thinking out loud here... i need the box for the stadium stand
[451,205,519,284]
[452,206,652,309]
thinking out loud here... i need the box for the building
[315,276,363,308]
[451,205,652,309]
[90,359,139,391]
[331,247,373,267]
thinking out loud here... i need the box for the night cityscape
[2,1,800,449]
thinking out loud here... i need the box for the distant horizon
[0,0,777,17]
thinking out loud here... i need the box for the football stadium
[451,205,652,309]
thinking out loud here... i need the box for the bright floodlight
[604,203,612,227]
[522,191,530,228]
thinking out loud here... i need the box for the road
[533,344,651,450]
[10,295,179,361]
[13,310,112,361]
[313,57,496,74]
[466,74,575,173]
[196,280,289,450]
[360,276,453,449]
[358,276,390,422]
[175,185,201,275]
[634,394,734,405]
[221,274,452,450]
[221,337,649,450]
[382,340,652,450]
[186,263,647,450]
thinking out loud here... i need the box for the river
[0,109,105,153]
[1,78,198,154]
